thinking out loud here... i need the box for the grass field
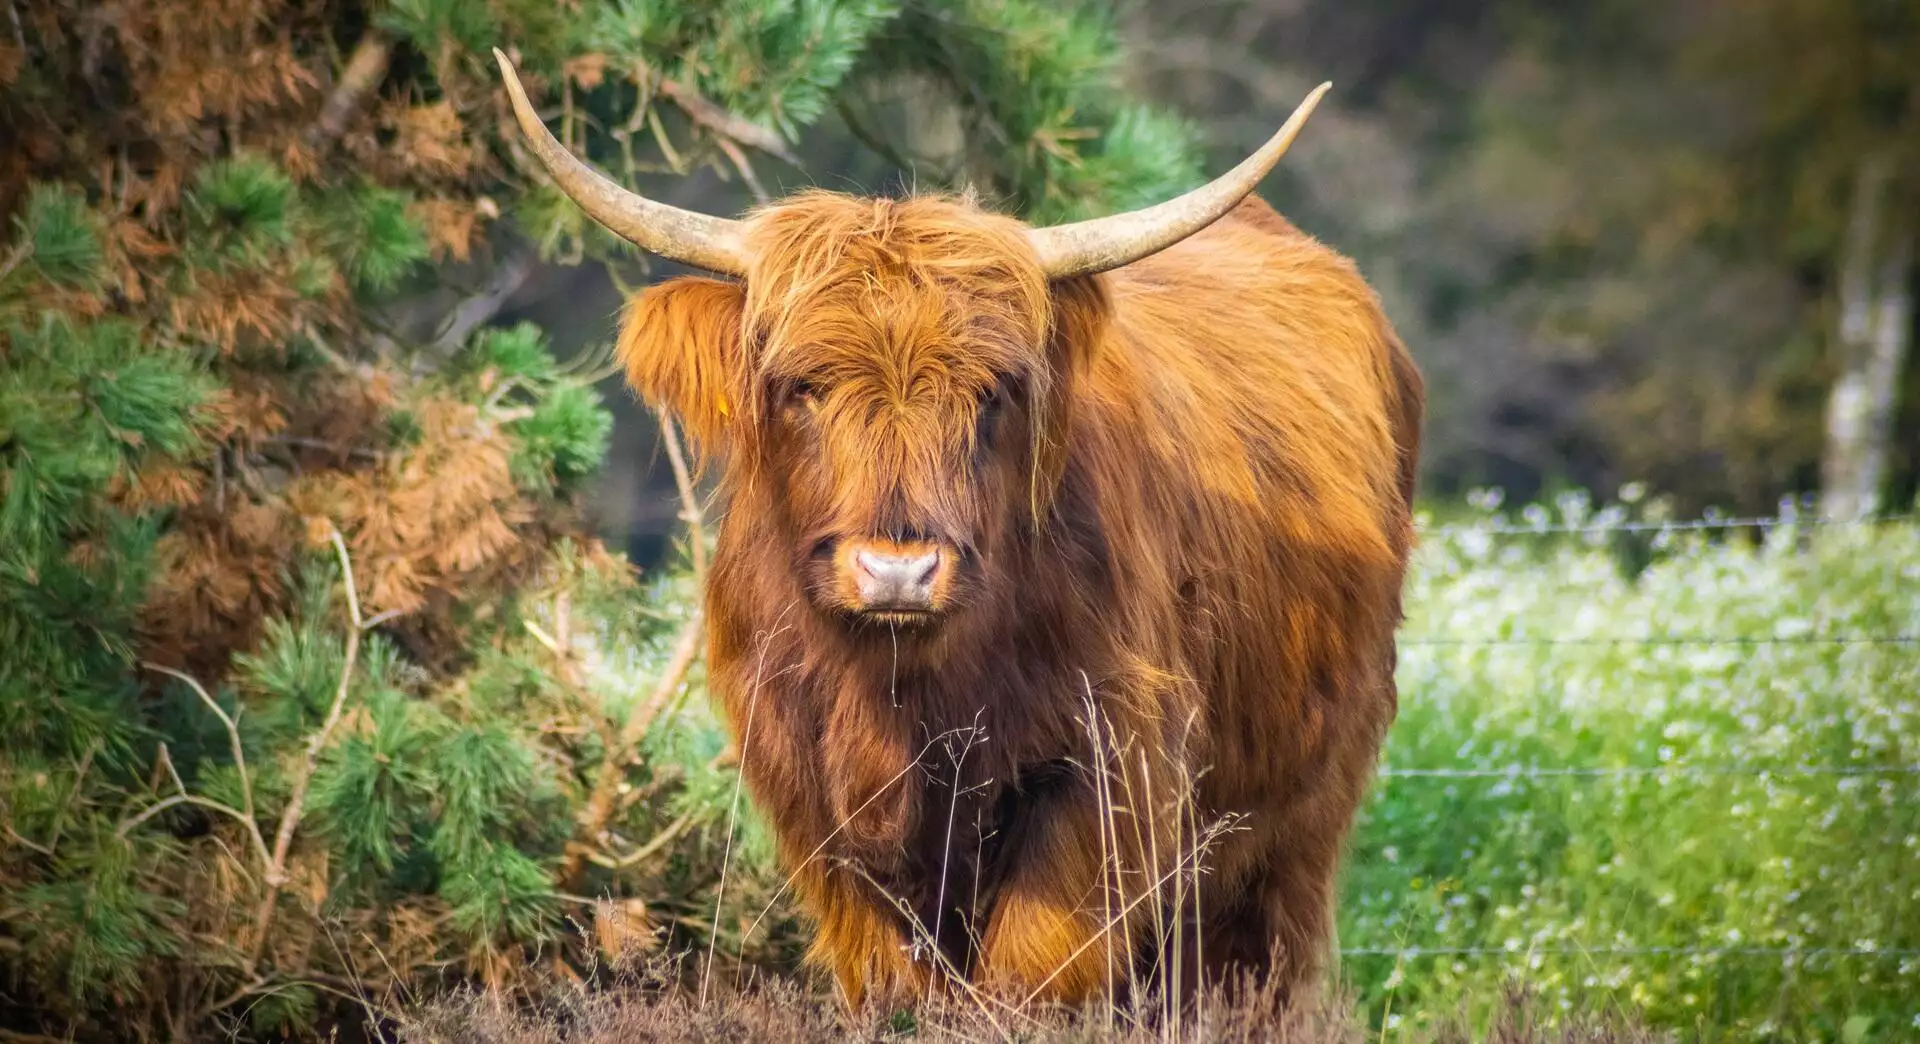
[1341,493,1920,1042]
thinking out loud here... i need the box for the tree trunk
[1820,154,1915,520]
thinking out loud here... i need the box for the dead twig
[3,826,52,857]
[310,33,391,146]
[715,137,771,204]
[617,764,685,815]
[262,434,384,462]
[152,741,187,796]
[0,240,33,285]
[122,665,275,868]
[560,609,706,887]
[656,77,800,167]
[586,808,699,870]
[117,795,272,868]
[244,523,385,973]
[142,664,257,821]
[658,412,706,585]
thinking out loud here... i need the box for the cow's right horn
[1026,83,1331,279]
[494,49,750,277]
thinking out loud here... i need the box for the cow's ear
[616,277,749,452]
[1046,274,1106,383]
[1030,274,1110,518]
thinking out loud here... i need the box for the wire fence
[1341,510,1919,966]
[1401,634,1919,646]
[1341,946,1920,960]
[1414,512,1916,538]
[1373,764,1920,779]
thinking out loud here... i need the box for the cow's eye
[975,380,1010,444]
[982,376,1020,409]
[780,378,820,410]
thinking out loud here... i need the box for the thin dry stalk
[1011,703,1242,1022]
[837,860,1030,1038]
[925,717,989,1007]
[1080,680,1123,1036]
[657,412,705,585]
[730,716,957,963]
[1016,814,1238,1010]
[704,602,802,1003]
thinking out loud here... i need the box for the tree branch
[143,663,263,843]
[310,33,391,146]
[656,77,800,167]
[658,412,706,586]
[246,522,380,971]
[559,608,705,887]
[116,794,271,868]
[586,808,699,870]
[428,247,537,354]
[714,137,771,204]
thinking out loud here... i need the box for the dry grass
[393,955,1677,1044]
[400,677,1678,1044]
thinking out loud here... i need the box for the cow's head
[495,51,1325,633]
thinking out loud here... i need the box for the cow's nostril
[850,548,941,611]
[908,553,938,587]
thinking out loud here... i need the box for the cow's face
[618,193,1099,633]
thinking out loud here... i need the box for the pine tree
[0,0,1201,1037]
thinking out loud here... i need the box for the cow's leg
[792,860,930,1009]
[973,787,1124,1004]
[1232,741,1378,1001]
[1252,837,1340,996]
[1180,865,1331,1016]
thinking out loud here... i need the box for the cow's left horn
[1026,83,1331,280]
[493,49,750,276]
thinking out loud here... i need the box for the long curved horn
[493,49,749,276]
[1026,83,1332,279]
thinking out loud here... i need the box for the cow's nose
[851,548,941,611]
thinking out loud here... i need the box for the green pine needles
[1,0,1214,1037]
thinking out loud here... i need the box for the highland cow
[499,52,1423,1009]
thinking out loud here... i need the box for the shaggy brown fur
[617,190,1423,1010]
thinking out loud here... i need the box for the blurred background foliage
[1122,0,1917,516]
[1,0,1916,1040]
